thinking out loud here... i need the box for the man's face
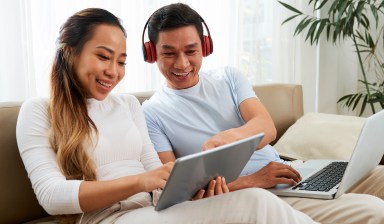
[155,25,203,90]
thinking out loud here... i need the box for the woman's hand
[192,176,229,200]
[137,162,174,192]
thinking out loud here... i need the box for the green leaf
[334,18,348,40]
[370,4,378,28]
[294,17,313,36]
[346,3,354,22]
[316,0,330,10]
[359,95,369,116]
[337,94,354,103]
[281,14,301,25]
[347,93,359,107]
[345,95,353,107]
[352,93,363,110]
[278,1,303,14]
[360,14,370,30]
[314,19,328,43]
[309,0,318,11]
[328,0,340,14]
[355,30,365,41]
[367,32,374,48]
[337,0,351,21]
[346,18,354,36]
[365,31,370,45]
[379,1,384,10]
[326,24,331,41]
[309,0,316,6]
[306,20,321,43]
[333,27,339,42]
[355,1,366,22]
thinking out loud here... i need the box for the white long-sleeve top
[16,94,162,215]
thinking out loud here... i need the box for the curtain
[0,0,312,105]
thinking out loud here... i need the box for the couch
[1,83,381,223]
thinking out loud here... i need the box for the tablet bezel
[155,133,264,211]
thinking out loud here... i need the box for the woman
[16,8,316,224]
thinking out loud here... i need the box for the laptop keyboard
[293,161,348,192]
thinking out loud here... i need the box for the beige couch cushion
[253,84,304,145]
[273,112,366,161]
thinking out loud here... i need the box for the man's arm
[203,97,276,150]
[238,97,276,148]
[158,151,177,164]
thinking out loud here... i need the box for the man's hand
[202,129,243,150]
[228,162,301,190]
[192,176,229,200]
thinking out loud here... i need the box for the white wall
[0,0,31,101]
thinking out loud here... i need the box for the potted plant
[278,0,384,116]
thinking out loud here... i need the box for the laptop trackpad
[297,167,317,178]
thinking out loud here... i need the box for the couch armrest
[0,102,49,223]
[253,84,304,145]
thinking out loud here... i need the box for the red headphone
[141,17,213,63]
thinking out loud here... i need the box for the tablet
[155,133,264,211]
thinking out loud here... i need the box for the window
[0,0,304,102]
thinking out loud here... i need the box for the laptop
[268,109,384,199]
[155,133,264,211]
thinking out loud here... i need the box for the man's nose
[174,53,190,69]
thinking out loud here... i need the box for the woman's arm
[129,95,163,171]
[17,98,83,214]
[78,162,173,212]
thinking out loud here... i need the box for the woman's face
[74,24,127,100]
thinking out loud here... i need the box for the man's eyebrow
[96,46,127,57]
[160,43,199,50]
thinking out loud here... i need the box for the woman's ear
[62,45,74,61]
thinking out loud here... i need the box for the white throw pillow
[273,112,366,161]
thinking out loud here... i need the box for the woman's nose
[105,62,118,78]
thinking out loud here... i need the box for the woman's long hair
[49,8,126,181]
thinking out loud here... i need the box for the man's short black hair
[147,3,204,45]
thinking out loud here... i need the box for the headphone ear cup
[202,35,213,57]
[143,41,156,63]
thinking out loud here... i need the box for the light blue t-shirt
[142,66,283,175]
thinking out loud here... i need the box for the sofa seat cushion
[273,112,366,161]
[24,216,58,224]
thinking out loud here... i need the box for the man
[141,3,384,223]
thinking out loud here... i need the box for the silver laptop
[268,110,384,199]
[155,133,264,211]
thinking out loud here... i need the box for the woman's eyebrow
[96,46,127,57]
